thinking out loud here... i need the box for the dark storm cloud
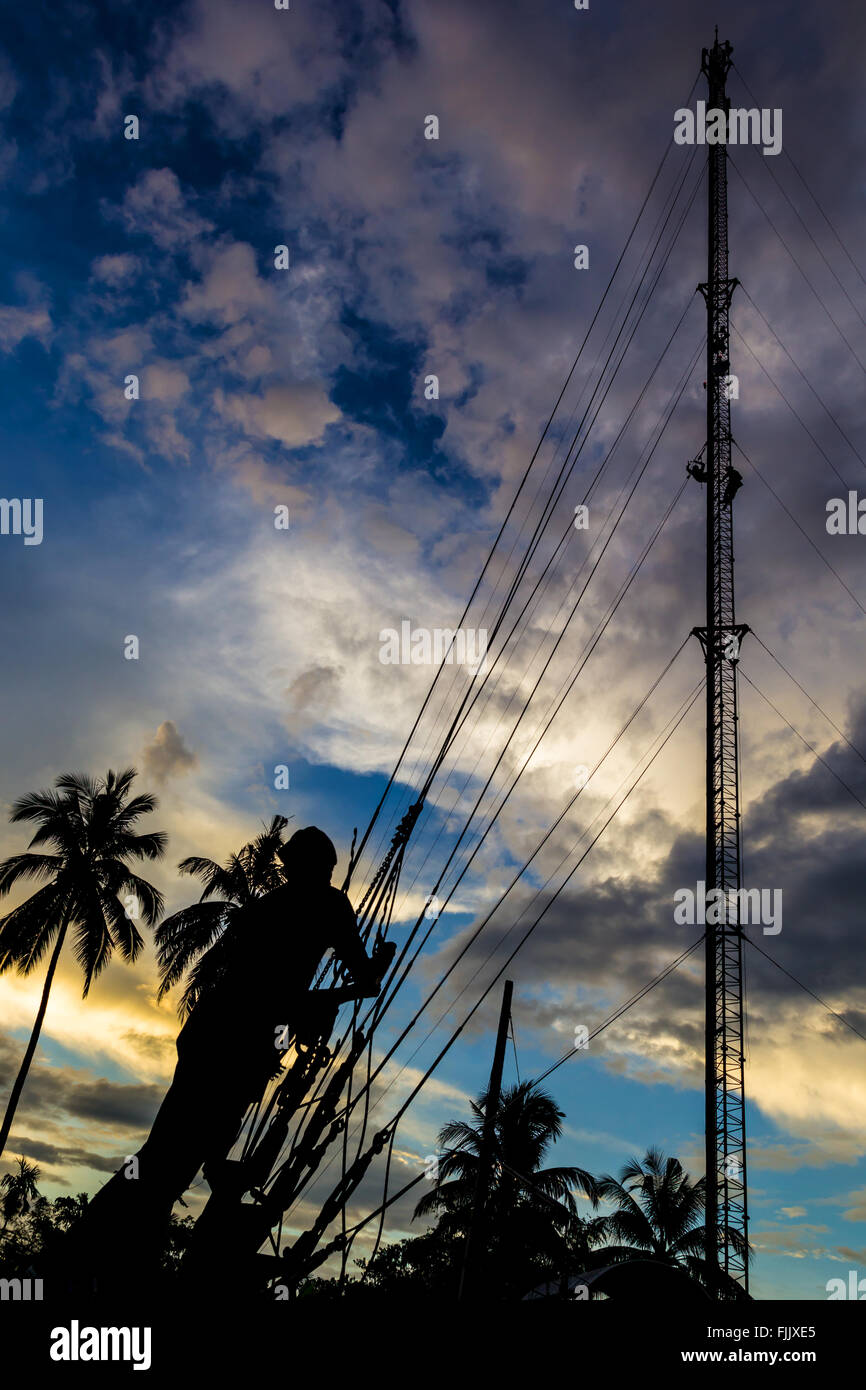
[0,1031,163,1135]
[418,678,866,1077]
[1,1137,123,1177]
[64,1078,164,1128]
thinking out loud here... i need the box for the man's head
[277,826,338,885]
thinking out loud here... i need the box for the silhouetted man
[686,459,708,484]
[722,465,743,506]
[59,826,381,1291]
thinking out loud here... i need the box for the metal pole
[458,978,513,1301]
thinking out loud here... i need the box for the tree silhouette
[0,769,166,1159]
[591,1146,750,1298]
[0,1156,41,1234]
[414,1079,599,1296]
[155,814,289,1017]
[0,1183,193,1281]
[352,1226,465,1299]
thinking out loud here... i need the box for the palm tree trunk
[0,920,68,1160]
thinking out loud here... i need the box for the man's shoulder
[245,883,293,918]
[246,880,355,924]
[324,885,356,919]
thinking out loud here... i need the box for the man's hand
[359,940,396,996]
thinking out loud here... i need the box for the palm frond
[0,853,63,896]
[177,857,238,903]
[0,883,65,974]
[154,901,233,1004]
[69,890,115,996]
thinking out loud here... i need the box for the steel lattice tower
[691,30,749,1295]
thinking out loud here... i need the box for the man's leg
[53,1053,229,1293]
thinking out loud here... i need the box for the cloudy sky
[1,0,866,1300]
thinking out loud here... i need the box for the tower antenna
[692,29,749,1296]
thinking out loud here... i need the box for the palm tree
[154,814,289,1017]
[0,769,166,1159]
[414,1079,599,1295]
[0,1156,41,1234]
[591,1146,749,1298]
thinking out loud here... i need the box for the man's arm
[326,889,379,991]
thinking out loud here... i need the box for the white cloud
[0,303,51,353]
[180,241,270,327]
[216,381,341,448]
[142,361,190,402]
[91,253,140,287]
[145,0,346,129]
[141,721,198,785]
[113,167,213,250]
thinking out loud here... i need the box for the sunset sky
[2,0,866,1300]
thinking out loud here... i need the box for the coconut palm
[154,814,289,1017]
[590,1146,749,1298]
[0,769,166,1160]
[0,1156,41,1234]
[415,1079,599,1295]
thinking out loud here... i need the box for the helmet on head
[277,826,338,879]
